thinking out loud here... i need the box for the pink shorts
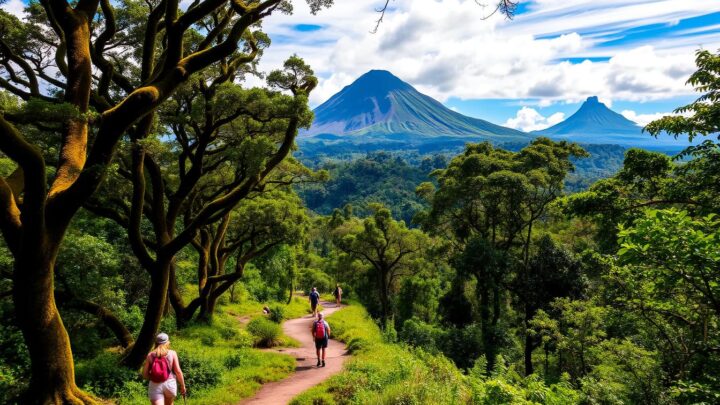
[148,378,177,400]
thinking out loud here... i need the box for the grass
[223,295,318,322]
[116,347,295,405]
[290,304,471,405]
[290,303,585,405]
[101,306,296,405]
[78,293,326,404]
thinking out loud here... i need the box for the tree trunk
[121,257,172,369]
[479,283,496,372]
[199,273,242,322]
[378,268,390,329]
[58,294,133,348]
[287,281,294,305]
[14,243,98,404]
[524,306,535,376]
[524,326,534,375]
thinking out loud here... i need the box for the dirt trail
[240,301,349,405]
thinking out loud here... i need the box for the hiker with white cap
[142,332,187,404]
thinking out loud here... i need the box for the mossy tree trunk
[2,0,315,392]
[14,242,98,404]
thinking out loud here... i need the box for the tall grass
[291,305,470,404]
[76,295,301,404]
[291,304,584,405]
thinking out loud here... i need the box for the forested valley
[0,1,719,404]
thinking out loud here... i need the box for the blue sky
[250,0,720,130]
[2,0,717,130]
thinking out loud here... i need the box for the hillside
[300,70,530,147]
[533,96,693,151]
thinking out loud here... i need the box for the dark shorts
[311,302,318,310]
[314,337,328,349]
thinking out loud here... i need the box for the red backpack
[148,354,171,383]
[314,320,327,339]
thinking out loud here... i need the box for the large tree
[86,56,317,366]
[418,138,587,373]
[331,203,431,328]
[0,0,329,402]
[181,188,309,322]
[616,209,720,386]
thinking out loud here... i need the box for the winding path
[240,301,349,405]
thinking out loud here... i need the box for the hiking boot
[322,360,326,367]
[317,359,321,367]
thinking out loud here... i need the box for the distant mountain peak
[359,69,402,80]
[534,95,638,139]
[347,69,413,95]
[302,70,528,142]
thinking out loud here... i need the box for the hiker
[311,312,331,367]
[333,283,343,305]
[309,287,320,316]
[143,333,187,405]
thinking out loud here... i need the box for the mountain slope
[533,96,691,149]
[303,70,529,143]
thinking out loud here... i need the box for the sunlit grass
[291,304,470,405]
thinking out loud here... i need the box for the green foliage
[268,304,286,324]
[75,351,140,398]
[300,152,431,223]
[297,266,334,295]
[562,148,692,252]
[0,302,28,403]
[247,317,283,348]
[175,349,224,391]
[645,49,720,143]
[399,318,443,353]
[396,274,444,326]
[331,204,433,326]
[421,137,587,246]
[294,304,584,405]
[614,209,720,399]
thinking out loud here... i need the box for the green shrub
[399,318,442,353]
[292,390,337,405]
[218,325,239,340]
[268,304,286,324]
[175,349,223,391]
[247,317,282,348]
[382,319,398,343]
[75,351,140,398]
[0,364,25,404]
[223,351,250,369]
[298,267,334,296]
[231,329,254,348]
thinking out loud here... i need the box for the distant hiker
[143,333,187,405]
[263,305,271,315]
[309,287,320,316]
[333,284,343,305]
[312,312,331,367]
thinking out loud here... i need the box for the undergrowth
[291,304,585,405]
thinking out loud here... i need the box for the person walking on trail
[309,287,320,316]
[333,284,343,305]
[143,333,187,405]
[312,313,331,367]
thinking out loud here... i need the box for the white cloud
[3,0,713,110]
[503,107,565,132]
[621,109,691,126]
[252,0,720,106]
[0,0,26,18]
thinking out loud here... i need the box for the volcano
[533,96,692,149]
[302,70,529,143]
